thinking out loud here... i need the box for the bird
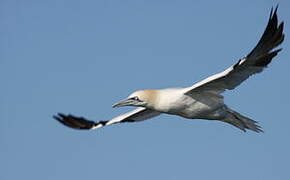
[54,7,284,133]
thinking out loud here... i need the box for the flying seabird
[54,7,284,133]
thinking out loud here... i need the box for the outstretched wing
[54,107,160,130]
[185,6,284,96]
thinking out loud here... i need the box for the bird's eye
[131,96,139,101]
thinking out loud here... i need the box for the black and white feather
[185,7,284,95]
[54,107,160,130]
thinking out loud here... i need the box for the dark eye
[131,96,139,101]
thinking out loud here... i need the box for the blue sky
[1,0,290,180]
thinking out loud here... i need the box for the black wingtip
[275,48,283,53]
[274,4,279,12]
[280,21,284,29]
[57,113,67,119]
[273,5,278,18]
[247,5,284,59]
[269,5,279,23]
[270,5,279,17]
[53,113,99,130]
[53,113,62,121]
[269,7,273,18]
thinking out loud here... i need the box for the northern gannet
[54,7,284,133]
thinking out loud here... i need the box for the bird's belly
[166,96,226,120]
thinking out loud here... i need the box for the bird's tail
[222,108,263,133]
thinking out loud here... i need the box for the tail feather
[223,109,263,133]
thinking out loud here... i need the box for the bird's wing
[184,7,284,96]
[53,107,161,130]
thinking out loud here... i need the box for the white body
[149,88,226,120]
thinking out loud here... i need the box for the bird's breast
[152,90,224,119]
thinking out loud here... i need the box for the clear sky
[1,0,290,180]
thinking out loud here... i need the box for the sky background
[1,0,290,180]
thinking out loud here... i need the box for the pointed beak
[112,98,135,108]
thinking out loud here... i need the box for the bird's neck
[145,88,183,113]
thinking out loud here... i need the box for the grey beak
[112,98,135,108]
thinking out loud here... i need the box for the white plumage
[54,7,284,133]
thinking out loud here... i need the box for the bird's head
[112,89,158,108]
